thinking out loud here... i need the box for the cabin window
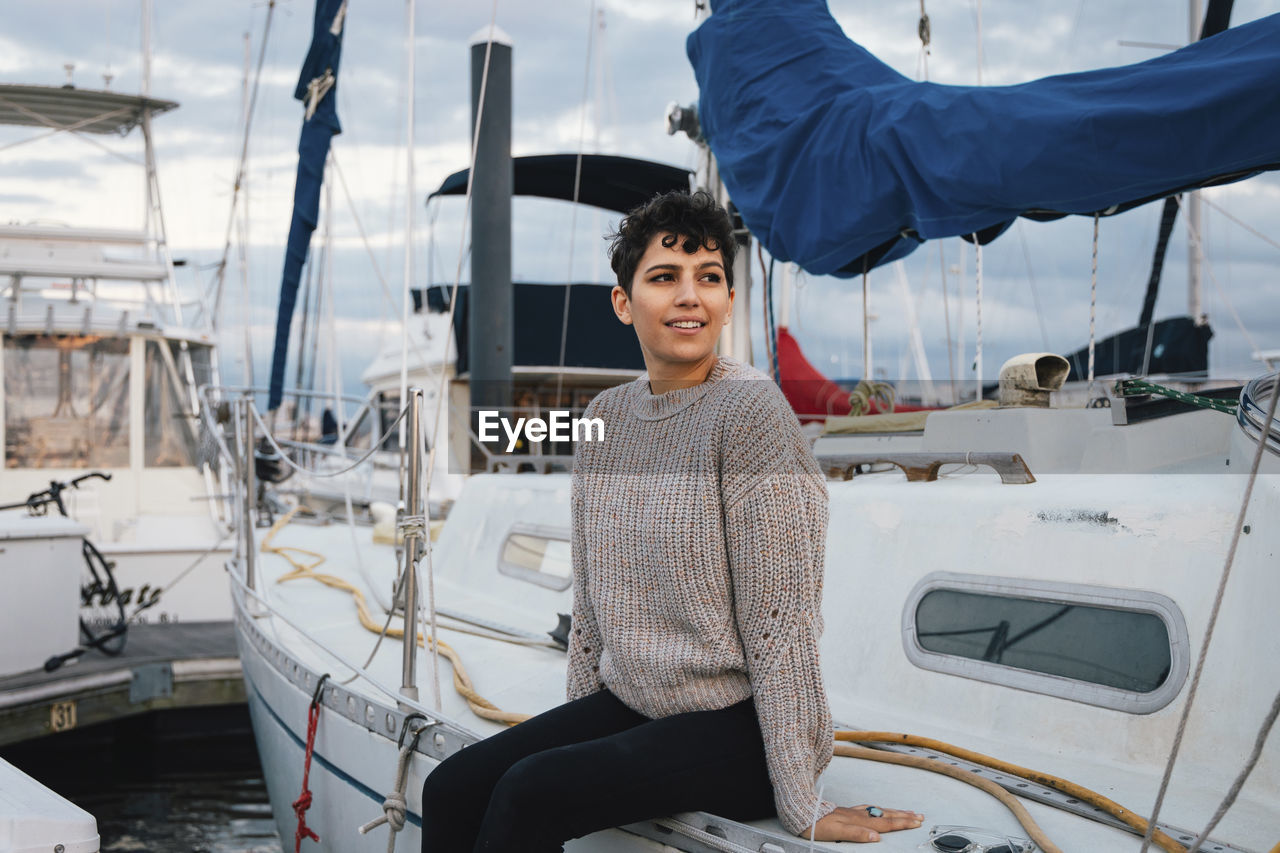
[4,335,130,468]
[904,573,1188,714]
[144,341,202,467]
[498,523,572,591]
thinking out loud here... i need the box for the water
[2,705,282,853]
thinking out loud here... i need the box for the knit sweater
[566,355,835,835]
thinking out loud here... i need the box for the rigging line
[1172,194,1273,370]
[554,0,599,407]
[758,243,773,380]
[413,0,504,714]
[1016,220,1051,351]
[330,148,404,322]
[251,403,409,479]
[940,242,957,403]
[862,258,871,381]
[1088,213,1099,396]
[1199,194,1280,255]
[1139,373,1279,853]
[0,106,129,154]
[211,0,278,329]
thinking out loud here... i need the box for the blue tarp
[268,0,347,411]
[687,0,1280,277]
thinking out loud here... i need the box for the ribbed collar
[628,356,741,421]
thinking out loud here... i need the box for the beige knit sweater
[566,355,836,834]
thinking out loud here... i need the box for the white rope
[862,263,871,381]
[973,235,983,400]
[1087,213,1099,397]
[1199,194,1280,254]
[1139,372,1280,852]
[358,720,431,852]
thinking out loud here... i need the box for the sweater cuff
[782,796,839,838]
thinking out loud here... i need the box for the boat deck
[0,621,243,747]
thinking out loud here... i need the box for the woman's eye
[651,273,674,282]
[701,273,722,283]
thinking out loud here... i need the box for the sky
[3,0,1279,400]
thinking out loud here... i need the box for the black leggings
[419,689,777,853]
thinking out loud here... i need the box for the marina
[3,1,1280,852]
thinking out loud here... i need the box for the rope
[1141,371,1280,852]
[1114,379,1238,415]
[834,742,1060,853]
[128,528,233,621]
[836,731,1185,852]
[974,234,983,400]
[261,509,531,726]
[653,817,755,853]
[1088,212,1099,396]
[861,261,871,381]
[1186,685,1280,852]
[848,380,896,417]
[292,672,329,852]
[359,716,431,852]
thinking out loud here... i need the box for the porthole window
[903,573,1189,714]
[498,523,572,591]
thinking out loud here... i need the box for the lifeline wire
[1088,212,1099,397]
[1140,368,1280,853]
[974,234,983,399]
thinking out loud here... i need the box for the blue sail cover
[687,0,1280,277]
[268,0,347,411]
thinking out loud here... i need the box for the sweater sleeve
[722,395,836,835]
[566,440,605,701]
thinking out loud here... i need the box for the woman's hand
[797,805,924,843]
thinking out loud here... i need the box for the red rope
[293,682,326,852]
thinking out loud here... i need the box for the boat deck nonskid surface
[244,515,1266,852]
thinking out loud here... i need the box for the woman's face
[611,232,734,381]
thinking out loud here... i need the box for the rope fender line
[835,731,1186,853]
[260,508,532,726]
[293,672,330,853]
[359,714,431,852]
[1115,378,1239,415]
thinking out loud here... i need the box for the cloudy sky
[4,0,1278,398]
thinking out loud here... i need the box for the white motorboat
[0,83,233,633]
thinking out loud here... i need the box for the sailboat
[223,2,1279,852]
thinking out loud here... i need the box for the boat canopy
[430,154,692,215]
[0,84,177,135]
[687,0,1280,276]
[423,282,645,374]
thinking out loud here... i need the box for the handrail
[819,451,1036,485]
[1237,373,1280,458]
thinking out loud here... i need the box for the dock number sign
[49,701,77,732]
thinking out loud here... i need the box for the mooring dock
[0,621,243,747]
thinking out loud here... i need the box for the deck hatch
[903,572,1189,714]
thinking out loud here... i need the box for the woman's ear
[611,285,633,325]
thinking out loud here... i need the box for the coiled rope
[261,508,530,726]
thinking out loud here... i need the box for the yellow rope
[848,379,897,416]
[260,508,531,726]
[836,731,1186,853]
[833,742,1061,853]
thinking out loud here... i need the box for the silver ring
[866,806,884,818]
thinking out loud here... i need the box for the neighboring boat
[0,83,233,631]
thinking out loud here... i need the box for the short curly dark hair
[607,189,736,297]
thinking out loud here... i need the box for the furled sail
[268,0,348,411]
[687,0,1280,277]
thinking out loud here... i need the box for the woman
[420,191,922,851]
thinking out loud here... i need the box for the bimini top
[0,84,178,136]
[430,154,693,215]
[687,0,1280,276]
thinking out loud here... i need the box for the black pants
[419,689,777,853]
